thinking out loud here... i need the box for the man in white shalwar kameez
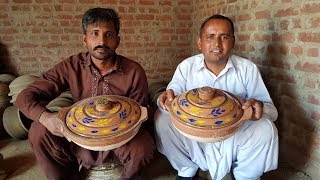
[154,14,279,180]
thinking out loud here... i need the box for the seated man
[16,8,155,180]
[154,14,278,180]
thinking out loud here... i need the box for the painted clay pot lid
[165,86,253,142]
[58,95,147,151]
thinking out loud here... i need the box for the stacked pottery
[46,90,74,112]
[8,74,38,104]
[0,74,16,85]
[2,74,37,140]
[2,105,33,140]
[0,74,15,137]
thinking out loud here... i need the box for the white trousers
[154,108,279,180]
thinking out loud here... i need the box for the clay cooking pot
[165,86,253,142]
[57,95,148,151]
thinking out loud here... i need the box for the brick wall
[0,0,193,80]
[1,0,320,178]
[191,0,320,178]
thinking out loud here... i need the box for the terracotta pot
[0,74,16,85]
[8,75,37,96]
[0,82,9,96]
[3,106,33,140]
[57,95,148,151]
[165,86,253,142]
[46,97,73,112]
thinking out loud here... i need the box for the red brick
[310,17,320,28]
[255,10,271,19]
[178,0,192,5]
[307,48,319,57]
[299,32,320,43]
[280,20,289,30]
[290,46,303,57]
[19,43,39,48]
[97,0,117,4]
[237,34,250,41]
[274,7,299,17]
[308,95,320,105]
[295,61,320,73]
[139,0,155,5]
[12,0,32,2]
[119,0,136,5]
[159,0,171,6]
[238,14,251,21]
[311,111,320,121]
[303,76,317,89]
[253,34,271,41]
[292,18,301,28]
[301,2,320,14]
[35,0,52,2]
[123,42,142,48]
[57,0,76,3]
[79,0,95,3]
[135,14,154,20]
[272,32,294,42]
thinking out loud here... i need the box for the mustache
[93,45,112,51]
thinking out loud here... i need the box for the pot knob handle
[95,98,119,111]
[198,86,216,101]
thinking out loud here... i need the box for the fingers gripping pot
[165,86,253,143]
[57,95,148,151]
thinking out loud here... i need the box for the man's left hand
[242,98,264,120]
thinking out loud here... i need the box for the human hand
[158,89,175,110]
[242,98,264,120]
[39,111,65,138]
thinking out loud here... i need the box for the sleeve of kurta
[244,64,278,122]
[15,61,69,121]
[128,65,148,107]
[166,62,189,96]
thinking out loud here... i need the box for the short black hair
[199,14,234,36]
[82,8,120,35]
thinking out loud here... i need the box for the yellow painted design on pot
[98,119,111,126]
[180,114,187,120]
[225,99,233,110]
[120,124,127,129]
[189,106,202,116]
[76,108,83,115]
[78,127,85,131]
[101,129,110,134]
[67,117,74,123]
[224,117,232,123]
[197,120,205,124]
[109,107,118,114]
[211,97,223,106]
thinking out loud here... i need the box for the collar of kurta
[81,52,124,74]
[194,54,236,73]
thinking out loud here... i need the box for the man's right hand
[39,111,65,137]
[159,89,175,110]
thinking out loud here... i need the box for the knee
[129,130,155,162]
[252,119,278,146]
